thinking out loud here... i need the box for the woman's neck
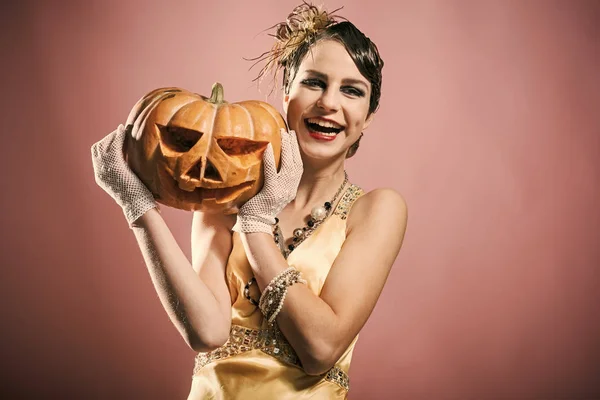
[291,157,347,210]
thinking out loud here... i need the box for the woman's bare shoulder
[347,187,408,233]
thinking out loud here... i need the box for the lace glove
[91,124,158,227]
[232,129,303,235]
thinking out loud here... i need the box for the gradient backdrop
[1,0,599,399]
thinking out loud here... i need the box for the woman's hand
[233,129,303,235]
[91,124,158,227]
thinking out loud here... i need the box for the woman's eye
[301,79,326,89]
[342,86,365,97]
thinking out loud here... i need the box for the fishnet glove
[91,124,158,227]
[233,129,303,235]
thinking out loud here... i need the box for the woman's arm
[91,125,232,352]
[132,208,234,352]
[240,188,407,375]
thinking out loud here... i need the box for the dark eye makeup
[300,78,365,98]
[342,86,365,97]
[300,78,326,89]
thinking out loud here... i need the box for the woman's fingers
[279,129,304,172]
[278,129,294,171]
[92,125,128,165]
[288,130,303,168]
[92,129,115,158]
[262,143,277,178]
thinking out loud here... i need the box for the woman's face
[283,39,374,161]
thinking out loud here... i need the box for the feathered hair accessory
[248,1,345,87]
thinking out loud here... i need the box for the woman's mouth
[304,118,344,141]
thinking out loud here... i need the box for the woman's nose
[316,89,341,112]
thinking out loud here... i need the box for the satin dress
[187,184,364,400]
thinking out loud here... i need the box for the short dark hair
[282,21,384,115]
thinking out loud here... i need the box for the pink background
[2,0,599,398]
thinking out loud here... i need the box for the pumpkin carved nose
[183,159,223,182]
[204,159,223,182]
[186,160,202,180]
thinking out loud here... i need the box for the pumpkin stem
[208,82,226,104]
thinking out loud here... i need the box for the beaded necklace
[273,171,348,259]
[243,171,349,307]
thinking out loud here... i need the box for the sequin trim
[333,184,364,220]
[193,324,350,391]
[325,366,350,391]
[193,324,300,372]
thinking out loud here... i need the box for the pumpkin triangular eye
[157,124,203,152]
[217,138,269,156]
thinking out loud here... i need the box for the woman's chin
[299,141,345,162]
[294,127,347,160]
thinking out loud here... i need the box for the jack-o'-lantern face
[125,83,285,214]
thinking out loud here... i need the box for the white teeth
[307,118,343,129]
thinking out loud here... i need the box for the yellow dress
[187,184,364,400]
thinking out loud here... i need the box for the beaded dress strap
[333,184,364,220]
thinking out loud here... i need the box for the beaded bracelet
[259,267,306,324]
[258,267,297,316]
[264,275,306,324]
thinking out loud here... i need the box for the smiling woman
[90,2,407,399]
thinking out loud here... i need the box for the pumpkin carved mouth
[192,180,256,204]
[156,166,255,205]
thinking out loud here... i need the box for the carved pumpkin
[124,83,285,214]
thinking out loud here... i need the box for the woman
[91,3,407,399]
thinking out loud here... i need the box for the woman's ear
[363,112,375,130]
